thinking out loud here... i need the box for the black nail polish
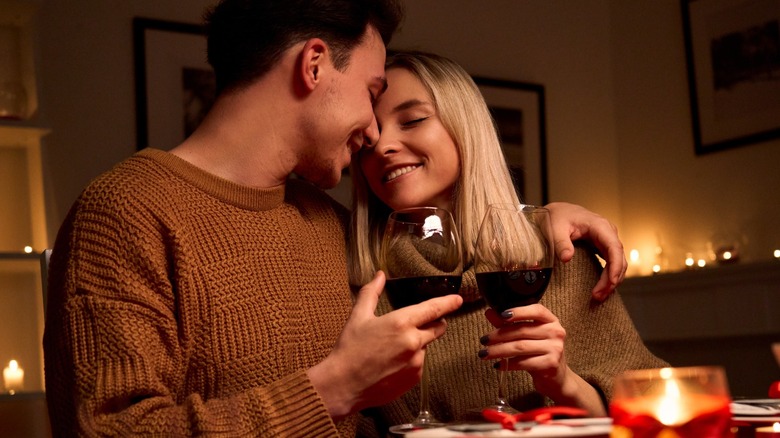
[500,309,513,319]
[478,349,488,359]
[479,335,489,346]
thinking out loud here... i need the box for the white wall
[35,0,780,273]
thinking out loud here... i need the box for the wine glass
[473,204,555,413]
[382,207,463,433]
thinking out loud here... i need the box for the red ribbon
[769,380,780,399]
[482,406,589,430]
[610,403,733,438]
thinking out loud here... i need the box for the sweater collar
[136,148,286,211]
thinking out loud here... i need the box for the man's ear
[299,38,328,92]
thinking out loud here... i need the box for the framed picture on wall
[681,0,780,155]
[133,17,214,151]
[473,77,548,206]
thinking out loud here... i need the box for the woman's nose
[371,135,401,156]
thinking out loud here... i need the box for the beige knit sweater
[359,246,668,436]
[43,149,358,437]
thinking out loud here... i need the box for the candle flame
[8,360,18,370]
[657,379,683,425]
[774,422,780,432]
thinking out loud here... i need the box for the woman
[349,51,667,432]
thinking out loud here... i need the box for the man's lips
[384,164,421,182]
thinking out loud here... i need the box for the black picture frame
[133,17,212,151]
[473,76,548,206]
[681,0,780,155]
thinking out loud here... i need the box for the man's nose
[363,116,380,147]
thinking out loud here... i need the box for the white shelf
[620,260,780,341]
[0,0,47,400]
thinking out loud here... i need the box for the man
[43,0,624,436]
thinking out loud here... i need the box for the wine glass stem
[414,354,438,424]
[496,358,511,407]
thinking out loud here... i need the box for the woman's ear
[299,38,328,91]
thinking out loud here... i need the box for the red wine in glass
[385,275,463,309]
[476,268,552,312]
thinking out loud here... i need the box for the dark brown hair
[204,0,404,93]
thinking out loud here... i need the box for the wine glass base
[465,403,519,421]
[388,421,446,434]
[483,404,519,414]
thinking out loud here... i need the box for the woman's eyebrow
[392,99,432,113]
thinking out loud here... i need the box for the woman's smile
[384,164,422,182]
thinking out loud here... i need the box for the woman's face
[359,67,461,212]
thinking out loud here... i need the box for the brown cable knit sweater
[359,246,668,436]
[43,149,357,437]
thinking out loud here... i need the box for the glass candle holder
[610,366,733,438]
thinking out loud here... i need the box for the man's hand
[545,202,626,301]
[308,271,463,419]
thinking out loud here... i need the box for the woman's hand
[480,305,567,383]
[544,202,626,301]
[479,305,606,416]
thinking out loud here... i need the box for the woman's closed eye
[401,117,429,128]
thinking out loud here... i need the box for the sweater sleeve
[43,181,341,437]
[547,245,669,406]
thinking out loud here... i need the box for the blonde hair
[348,51,523,286]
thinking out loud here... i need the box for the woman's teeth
[385,165,420,182]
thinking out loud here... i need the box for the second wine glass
[473,204,555,413]
[382,207,463,433]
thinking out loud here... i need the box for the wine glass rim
[617,365,727,380]
[487,203,549,212]
[392,206,452,214]
[389,206,455,222]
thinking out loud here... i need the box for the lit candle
[610,367,732,436]
[628,249,641,277]
[656,373,684,425]
[3,360,24,394]
[755,422,780,437]
[774,249,780,259]
[714,244,739,265]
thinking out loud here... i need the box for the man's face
[295,27,386,189]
